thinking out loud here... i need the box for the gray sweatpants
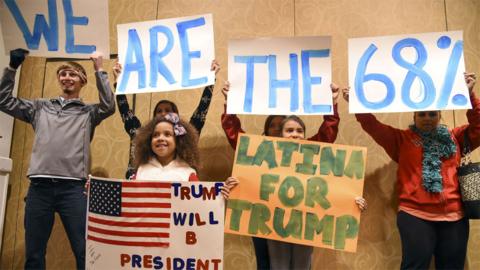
[267,240,313,270]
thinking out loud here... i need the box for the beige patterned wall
[1,0,479,269]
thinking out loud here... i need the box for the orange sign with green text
[224,134,367,252]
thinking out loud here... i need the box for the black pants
[252,237,270,270]
[397,211,469,270]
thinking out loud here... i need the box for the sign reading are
[116,14,215,95]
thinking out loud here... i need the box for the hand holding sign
[220,176,240,200]
[342,87,350,102]
[222,81,230,103]
[465,72,476,95]
[9,48,29,69]
[112,61,122,84]
[331,83,340,105]
[211,59,220,75]
[90,52,104,72]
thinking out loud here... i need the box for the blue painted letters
[63,0,95,54]
[302,50,331,113]
[177,18,208,87]
[354,33,465,111]
[5,0,59,51]
[235,56,269,112]
[149,26,176,87]
[268,54,299,111]
[118,29,146,93]
[392,38,435,109]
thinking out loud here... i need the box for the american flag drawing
[87,178,172,248]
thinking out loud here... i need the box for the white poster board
[0,19,18,252]
[227,36,332,115]
[348,31,469,113]
[0,0,110,58]
[86,177,225,270]
[0,18,19,157]
[116,14,215,94]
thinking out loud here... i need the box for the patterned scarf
[409,125,457,192]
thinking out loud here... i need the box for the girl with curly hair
[133,113,238,197]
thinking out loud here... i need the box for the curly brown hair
[133,115,200,171]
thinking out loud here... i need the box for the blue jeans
[24,178,87,270]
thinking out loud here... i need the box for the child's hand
[220,176,240,200]
[355,196,367,211]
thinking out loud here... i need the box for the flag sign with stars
[86,177,225,270]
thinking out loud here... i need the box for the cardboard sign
[224,134,366,252]
[348,31,469,113]
[116,14,215,94]
[0,0,109,58]
[87,177,225,270]
[227,36,332,115]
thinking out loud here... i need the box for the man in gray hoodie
[0,49,115,270]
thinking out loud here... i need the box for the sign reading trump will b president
[86,177,225,270]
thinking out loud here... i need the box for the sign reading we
[86,177,225,270]
[348,31,469,113]
[225,134,366,252]
[0,0,109,58]
[227,36,333,115]
[116,14,215,95]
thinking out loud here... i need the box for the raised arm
[221,81,245,149]
[308,83,340,143]
[343,87,403,162]
[452,73,480,150]
[90,53,115,126]
[112,61,141,139]
[0,49,35,123]
[189,60,220,134]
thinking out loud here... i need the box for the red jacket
[221,104,340,150]
[356,94,480,220]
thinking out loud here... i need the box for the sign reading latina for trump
[227,36,332,115]
[224,134,367,252]
[86,177,225,270]
[348,31,469,113]
[0,0,109,58]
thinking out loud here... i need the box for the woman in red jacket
[343,73,478,270]
[221,81,341,270]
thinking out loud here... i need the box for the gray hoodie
[0,68,115,179]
